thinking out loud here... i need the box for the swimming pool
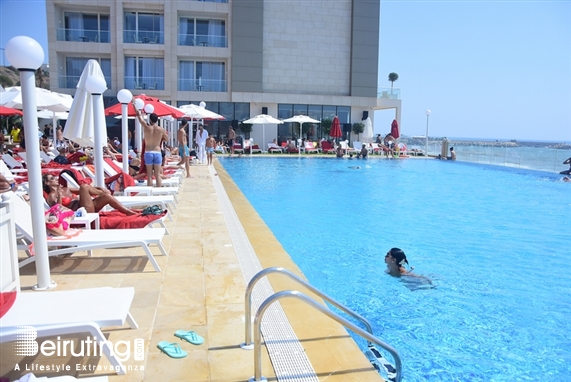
[218,157,570,381]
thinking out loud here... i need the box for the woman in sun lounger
[42,172,137,215]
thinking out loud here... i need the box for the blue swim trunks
[206,147,214,154]
[178,144,190,157]
[144,150,162,165]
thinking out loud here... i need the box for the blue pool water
[218,157,571,381]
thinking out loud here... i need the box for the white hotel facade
[46,0,401,143]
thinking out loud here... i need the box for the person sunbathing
[42,173,137,215]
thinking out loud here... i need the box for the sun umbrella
[104,94,185,118]
[177,103,225,120]
[281,115,320,156]
[64,60,103,148]
[330,116,342,142]
[37,109,68,120]
[0,105,23,116]
[242,114,284,152]
[363,117,374,143]
[391,119,400,139]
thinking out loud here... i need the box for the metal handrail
[242,267,374,348]
[250,290,402,382]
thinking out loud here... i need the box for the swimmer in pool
[385,247,432,284]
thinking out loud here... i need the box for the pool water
[218,156,571,381]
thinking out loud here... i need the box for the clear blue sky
[1,0,569,142]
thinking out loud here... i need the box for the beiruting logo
[13,326,145,373]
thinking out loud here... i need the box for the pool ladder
[241,267,402,382]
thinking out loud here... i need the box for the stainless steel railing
[248,290,402,382]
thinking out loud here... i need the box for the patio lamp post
[5,36,56,290]
[117,89,133,175]
[425,109,431,157]
[85,75,108,188]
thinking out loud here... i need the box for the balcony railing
[56,28,110,43]
[377,87,400,100]
[177,34,227,48]
[125,76,164,91]
[124,30,164,44]
[178,78,227,92]
[59,75,111,89]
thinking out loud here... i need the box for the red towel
[98,210,167,229]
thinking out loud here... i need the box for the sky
[0,0,569,142]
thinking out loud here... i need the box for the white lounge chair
[103,159,180,187]
[81,165,180,204]
[2,153,27,173]
[39,151,53,164]
[60,172,174,231]
[304,141,320,154]
[0,194,136,376]
[10,192,168,272]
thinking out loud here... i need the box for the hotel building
[46,0,401,144]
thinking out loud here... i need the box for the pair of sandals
[141,204,164,216]
[157,330,204,359]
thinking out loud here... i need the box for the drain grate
[210,167,318,382]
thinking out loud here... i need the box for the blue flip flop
[157,341,187,358]
[174,330,204,345]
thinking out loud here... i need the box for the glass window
[178,16,226,47]
[124,12,164,44]
[178,60,226,92]
[64,57,111,88]
[337,106,350,124]
[125,57,164,90]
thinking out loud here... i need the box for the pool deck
[1,156,385,381]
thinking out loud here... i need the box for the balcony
[125,77,164,91]
[377,87,400,100]
[178,78,227,92]
[56,28,110,43]
[178,34,227,48]
[59,75,112,89]
[124,30,163,44]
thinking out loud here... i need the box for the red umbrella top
[0,106,23,117]
[391,119,400,139]
[330,116,342,138]
[104,94,185,118]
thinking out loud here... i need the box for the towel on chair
[98,210,167,229]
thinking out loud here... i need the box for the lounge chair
[9,191,168,272]
[340,141,358,155]
[244,141,262,154]
[2,153,27,172]
[103,159,180,187]
[59,171,173,230]
[320,141,336,154]
[267,144,284,154]
[304,142,320,154]
[233,143,244,154]
[81,165,180,204]
[0,194,137,376]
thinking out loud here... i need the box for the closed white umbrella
[281,115,320,156]
[243,114,284,152]
[363,117,374,143]
[64,60,107,186]
[64,60,104,147]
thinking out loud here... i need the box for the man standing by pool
[133,98,164,187]
[228,126,236,157]
[177,120,191,178]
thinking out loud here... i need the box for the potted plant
[239,122,253,139]
[321,118,332,138]
[352,122,364,141]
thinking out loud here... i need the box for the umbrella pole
[262,124,265,153]
[299,123,302,157]
[52,112,57,143]
[92,93,106,188]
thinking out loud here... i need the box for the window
[179,17,226,47]
[59,12,110,42]
[124,12,164,44]
[124,57,164,90]
[278,104,351,140]
[62,57,111,89]
[179,61,226,92]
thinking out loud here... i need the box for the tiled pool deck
[1,158,383,382]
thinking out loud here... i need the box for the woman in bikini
[42,173,137,215]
